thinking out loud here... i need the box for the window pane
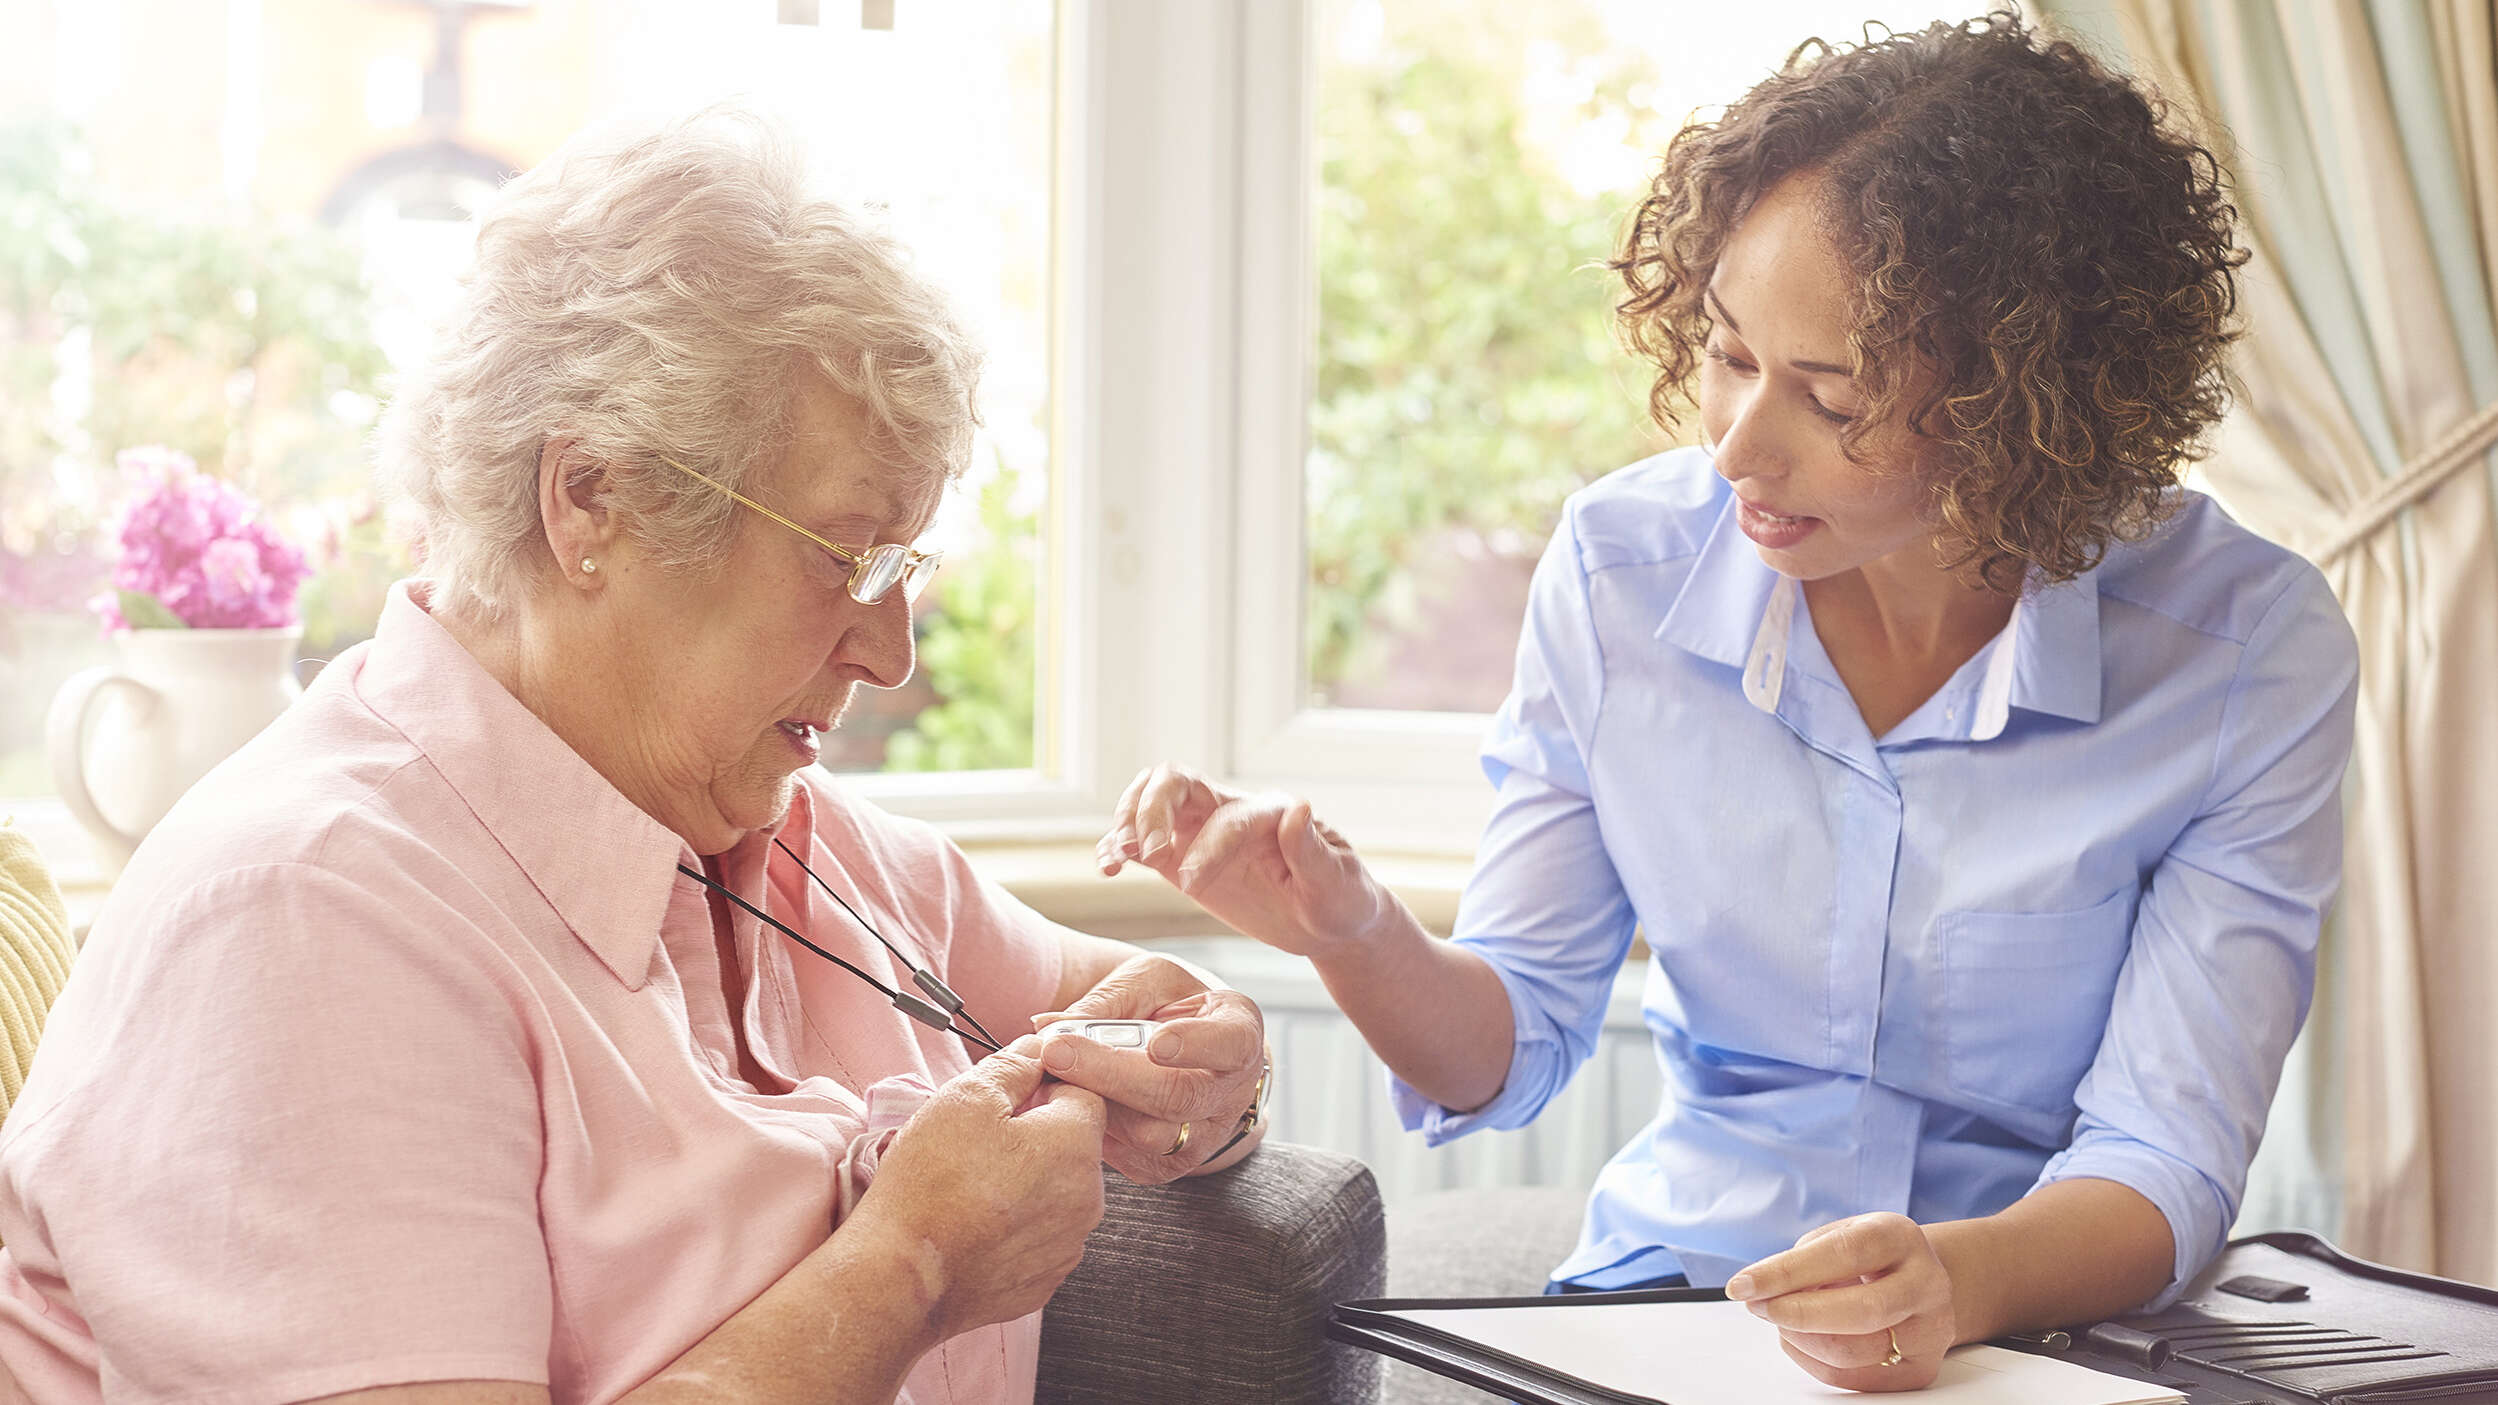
[1305,0,1979,713]
[0,0,1054,826]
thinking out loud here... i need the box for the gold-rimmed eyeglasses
[660,457,941,606]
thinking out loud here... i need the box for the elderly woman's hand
[847,1037,1109,1341]
[1033,954,1266,1185]
[1095,764,1395,962]
[1724,1212,1958,1392]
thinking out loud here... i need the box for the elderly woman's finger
[1051,954,1204,1024]
[1044,1045,1209,1120]
[1096,1122,1212,1187]
[1038,1033,1230,1123]
[1021,1078,1109,1139]
[1142,989,1262,1072]
[955,1035,1052,1113]
[1033,988,1219,1033]
[1029,991,1201,1031]
[1104,1107,1198,1162]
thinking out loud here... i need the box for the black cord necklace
[674,842,1003,1055]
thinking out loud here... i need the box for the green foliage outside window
[884,465,1040,773]
[0,125,387,498]
[0,121,397,654]
[7,2,1701,780]
[1306,3,1679,699]
[887,3,1696,767]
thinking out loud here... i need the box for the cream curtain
[2041,0,2498,1282]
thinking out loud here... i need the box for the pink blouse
[0,582,1064,1404]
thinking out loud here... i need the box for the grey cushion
[1038,1141,1385,1404]
[1379,1186,1588,1405]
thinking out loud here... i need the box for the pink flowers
[91,447,310,631]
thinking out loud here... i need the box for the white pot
[45,626,304,875]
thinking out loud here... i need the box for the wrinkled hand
[1095,763,1392,960]
[1725,1212,1958,1392]
[1032,953,1265,1185]
[848,1037,1108,1340]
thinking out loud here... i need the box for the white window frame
[1219,0,1497,853]
[16,0,1502,904]
[881,0,1495,856]
[864,0,1263,839]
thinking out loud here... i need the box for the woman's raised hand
[847,1037,1108,1341]
[1095,763,1394,960]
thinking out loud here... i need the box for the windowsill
[958,839,1471,942]
[9,797,1473,946]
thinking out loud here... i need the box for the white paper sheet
[1387,1299,2181,1405]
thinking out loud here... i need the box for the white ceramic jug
[45,626,304,874]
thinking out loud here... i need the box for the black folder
[1330,1285,1726,1405]
[1329,1232,2498,1404]
[2090,1232,2498,1403]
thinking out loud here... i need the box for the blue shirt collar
[1653,496,1778,674]
[1653,494,2103,734]
[1990,567,2102,730]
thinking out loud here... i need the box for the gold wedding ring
[1162,1120,1192,1157]
[1880,1328,1904,1368]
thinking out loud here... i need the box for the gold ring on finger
[1162,1121,1192,1157]
[1880,1328,1903,1368]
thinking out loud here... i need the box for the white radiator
[1156,936,1662,1208]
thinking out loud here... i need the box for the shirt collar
[354,580,686,990]
[1970,568,2102,738]
[1654,497,1786,686]
[1655,495,2105,734]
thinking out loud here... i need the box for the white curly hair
[379,105,982,620]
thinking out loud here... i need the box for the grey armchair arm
[1037,1141,1385,1404]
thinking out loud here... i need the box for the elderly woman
[1103,14,2357,1395]
[0,112,1265,1404]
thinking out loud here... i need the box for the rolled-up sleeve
[2038,568,2359,1307]
[1391,506,1640,1142]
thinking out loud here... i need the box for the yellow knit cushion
[0,823,77,1120]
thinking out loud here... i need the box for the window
[1229,0,1988,849]
[8,1,2009,899]
[1302,1,1990,715]
[3,0,1060,875]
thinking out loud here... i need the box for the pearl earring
[581,557,597,575]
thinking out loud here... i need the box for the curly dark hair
[1612,11,2248,589]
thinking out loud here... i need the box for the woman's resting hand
[1033,953,1266,1185]
[1725,1212,1957,1392]
[846,1036,1109,1342]
[1095,763,1393,961]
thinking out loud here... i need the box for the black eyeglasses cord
[673,843,1004,1055]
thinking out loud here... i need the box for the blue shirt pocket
[1930,888,2137,1119]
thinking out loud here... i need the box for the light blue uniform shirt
[1394,448,2358,1305]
